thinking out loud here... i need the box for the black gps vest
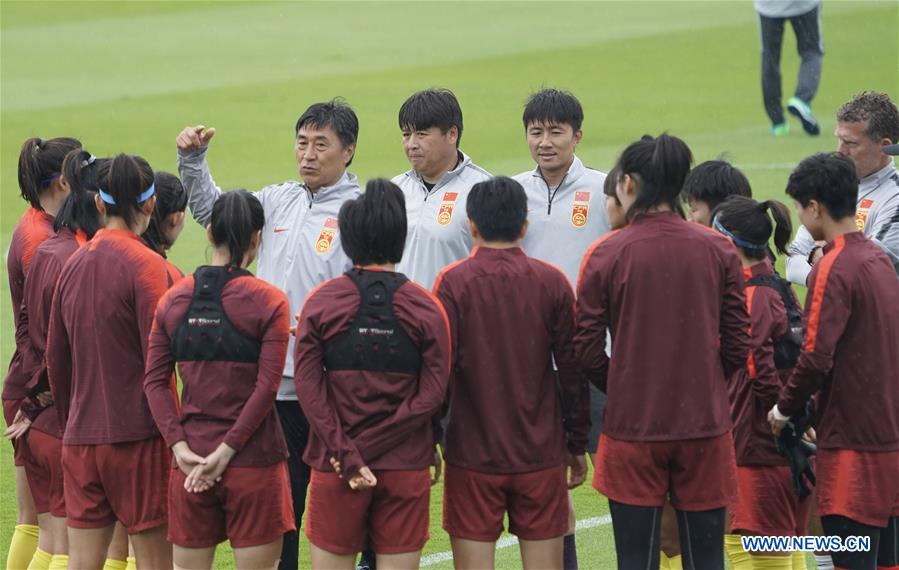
[323,268,421,374]
[171,266,261,362]
[747,274,804,370]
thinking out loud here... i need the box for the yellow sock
[47,555,68,570]
[751,554,794,569]
[103,559,127,570]
[7,523,40,570]
[791,551,808,570]
[725,534,754,569]
[26,548,51,570]
[125,556,136,570]
[667,554,683,570]
[660,551,670,569]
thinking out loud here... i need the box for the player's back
[435,246,577,473]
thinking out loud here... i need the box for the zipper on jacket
[543,173,568,215]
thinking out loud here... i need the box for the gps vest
[171,266,261,362]
[747,274,804,370]
[323,268,421,374]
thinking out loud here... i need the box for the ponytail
[55,149,106,238]
[713,195,793,260]
[761,199,793,256]
[18,137,81,208]
[209,191,264,267]
[615,133,693,221]
[96,153,155,229]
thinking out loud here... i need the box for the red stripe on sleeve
[803,235,846,352]
[745,286,757,378]
[431,246,478,294]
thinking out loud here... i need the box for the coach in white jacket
[392,88,491,289]
[175,99,361,570]
[513,88,611,570]
[786,92,899,285]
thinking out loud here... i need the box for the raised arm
[175,125,222,227]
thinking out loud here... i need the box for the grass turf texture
[2,1,896,567]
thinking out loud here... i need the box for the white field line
[420,514,613,568]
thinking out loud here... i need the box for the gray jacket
[392,151,491,289]
[177,147,361,399]
[514,155,611,288]
[786,161,899,285]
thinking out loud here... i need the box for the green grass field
[2,1,896,568]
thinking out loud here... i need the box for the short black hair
[681,160,752,210]
[466,176,528,242]
[295,98,359,166]
[398,88,463,147]
[522,89,584,132]
[785,153,858,220]
[339,179,407,266]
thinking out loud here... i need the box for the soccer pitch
[1,1,896,568]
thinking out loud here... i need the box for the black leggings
[609,501,726,570]
[821,515,898,570]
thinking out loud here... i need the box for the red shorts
[816,448,899,527]
[3,398,27,466]
[62,437,170,533]
[306,468,430,555]
[443,463,568,542]
[594,432,737,511]
[168,461,294,548]
[23,429,65,517]
[729,465,812,536]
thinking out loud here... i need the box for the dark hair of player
[338,178,407,266]
[142,172,187,256]
[466,176,528,242]
[614,133,693,221]
[209,191,265,268]
[603,165,621,205]
[96,153,155,230]
[54,149,107,238]
[712,195,792,261]
[786,153,858,220]
[681,160,752,210]
[18,136,82,209]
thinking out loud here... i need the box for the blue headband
[713,215,768,251]
[98,183,156,206]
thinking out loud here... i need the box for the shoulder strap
[747,274,798,313]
